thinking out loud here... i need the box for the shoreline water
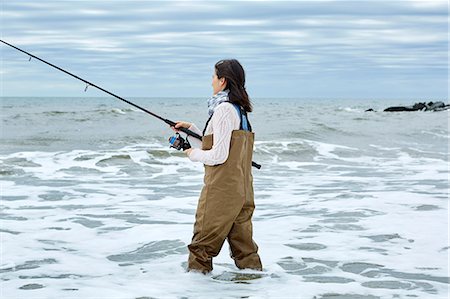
[1,97,449,298]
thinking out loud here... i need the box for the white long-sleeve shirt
[187,102,240,165]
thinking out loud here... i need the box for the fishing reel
[168,133,191,151]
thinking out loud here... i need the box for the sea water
[1,97,449,299]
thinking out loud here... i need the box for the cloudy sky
[1,0,448,99]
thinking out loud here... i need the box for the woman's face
[212,70,226,95]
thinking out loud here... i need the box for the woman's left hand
[185,148,193,156]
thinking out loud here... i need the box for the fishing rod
[0,39,262,169]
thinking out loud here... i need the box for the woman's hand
[170,121,194,157]
[185,148,193,156]
[170,122,194,157]
[170,121,192,132]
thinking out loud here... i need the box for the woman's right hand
[171,121,192,132]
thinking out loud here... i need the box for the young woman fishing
[171,59,262,273]
[0,41,260,274]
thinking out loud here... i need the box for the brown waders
[187,104,262,273]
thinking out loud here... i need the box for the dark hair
[215,59,253,113]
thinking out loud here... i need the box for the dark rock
[384,101,449,112]
[384,105,418,112]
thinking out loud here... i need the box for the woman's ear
[221,78,227,87]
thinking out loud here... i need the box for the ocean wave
[0,167,26,176]
[110,108,126,115]
[253,139,361,165]
[284,123,362,139]
[420,130,450,139]
[43,111,77,116]
[0,144,199,180]
[7,108,136,119]
[96,155,133,167]
[1,137,447,182]
[337,107,364,113]
[94,108,135,115]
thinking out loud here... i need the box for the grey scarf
[207,89,229,116]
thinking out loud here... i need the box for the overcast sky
[1,0,448,99]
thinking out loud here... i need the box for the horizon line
[1,96,448,100]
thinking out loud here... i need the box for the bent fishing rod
[0,39,261,169]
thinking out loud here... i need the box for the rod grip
[178,127,202,140]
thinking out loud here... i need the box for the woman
[171,59,262,273]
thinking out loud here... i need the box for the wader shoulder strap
[231,103,252,132]
[202,114,213,136]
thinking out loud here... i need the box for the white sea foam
[339,107,363,113]
[420,130,450,139]
[111,108,126,114]
[2,136,449,297]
